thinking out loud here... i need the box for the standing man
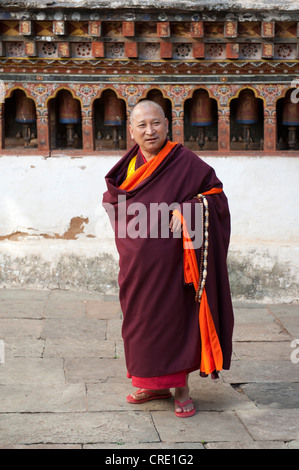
[103,100,234,417]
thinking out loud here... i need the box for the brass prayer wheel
[282,89,299,149]
[147,89,167,114]
[58,90,81,124]
[190,90,213,148]
[104,90,126,126]
[190,89,213,127]
[15,91,36,124]
[15,90,36,146]
[58,90,81,147]
[103,90,125,149]
[235,89,258,148]
[282,89,299,126]
[236,89,258,125]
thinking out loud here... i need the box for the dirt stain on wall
[0,216,89,241]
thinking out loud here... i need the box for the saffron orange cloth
[172,186,224,377]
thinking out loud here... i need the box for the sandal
[127,388,172,404]
[174,398,196,417]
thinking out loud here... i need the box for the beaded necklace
[194,194,209,303]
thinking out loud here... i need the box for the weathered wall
[0,153,298,302]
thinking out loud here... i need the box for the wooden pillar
[37,111,50,152]
[264,107,276,151]
[172,109,184,145]
[82,112,94,152]
[218,108,230,151]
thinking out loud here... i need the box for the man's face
[129,102,169,158]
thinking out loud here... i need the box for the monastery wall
[0,1,298,301]
[0,153,298,302]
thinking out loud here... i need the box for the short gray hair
[129,99,165,124]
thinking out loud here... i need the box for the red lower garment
[127,365,219,389]
[127,371,186,389]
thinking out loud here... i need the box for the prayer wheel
[15,93,36,124]
[104,90,125,148]
[236,89,258,125]
[282,89,299,149]
[147,89,167,114]
[59,90,81,124]
[282,89,299,125]
[104,90,125,126]
[190,90,213,148]
[15,91,36,146]
[235,89,258,147]
[58,90,81,147]
[190,90,213,127]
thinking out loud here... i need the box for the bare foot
[174,384,195,415]
[129,388,170,401]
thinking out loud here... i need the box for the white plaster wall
[0,156,116,238]
[204,156,299,302]
[204,156,299,244]
[0,154,298,301]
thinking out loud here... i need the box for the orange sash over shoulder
[173,187,224,375]
[120,140,178,191]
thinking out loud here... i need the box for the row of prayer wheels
[189,89,261,148]
[59,89,127,126]
[9,88,299,149]
[190,88,299,149]
[13,89,127,148]
[59,89,127,148]
[189,89,262,148]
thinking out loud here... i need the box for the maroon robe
[102,141,234,383]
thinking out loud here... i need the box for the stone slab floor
[0,288,298,449]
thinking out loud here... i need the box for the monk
[102,100,234,417]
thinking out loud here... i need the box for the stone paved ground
[0,288,298,449]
